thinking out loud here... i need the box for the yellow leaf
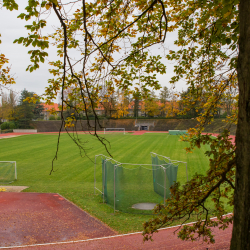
[45,3,52,10]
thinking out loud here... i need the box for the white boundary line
[0,212,233,249]
[0,135,23,139]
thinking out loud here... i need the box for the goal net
[0,161,17,184]
[104,128,125,134]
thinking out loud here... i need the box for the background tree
[141,91,160,117]
[133,91,141,118]
[100,89,117,118]
[0,90,17,122]
[13,89,44,128]
[159,86,169,117]
[0,39,16,122]
[164,88,179,118]
[178,88,204,118]
[112,90,129,118]
[221,81,238,117]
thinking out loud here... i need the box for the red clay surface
[132,130,148,135]
[201,133,236,146]
[0,193,116,248]
[0,193,232,250]
[1,221,232,250]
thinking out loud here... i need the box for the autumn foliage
[1,0,246,248]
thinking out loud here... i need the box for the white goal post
[0,161,17,184]
[104,128,125,134]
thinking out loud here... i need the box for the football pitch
[0,132,222,233]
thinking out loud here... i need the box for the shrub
[1,122,17,130]
[49,115,56,120]
[9,122,16,129]
[1,122,10,130]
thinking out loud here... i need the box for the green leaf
[17,13,26,19]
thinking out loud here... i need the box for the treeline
[0,89,44,131]
[0,85,236,130]
[63,85,237,120]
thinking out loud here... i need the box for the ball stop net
[94,154,187,214]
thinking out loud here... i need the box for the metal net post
[103,160,106,204]
[94,156,96,195]
[114,164,116,214]
[14,162,17,180]
[186,162,188,181]
[164,167,166,206]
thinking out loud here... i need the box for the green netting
[152,156,169,198]
[102,159,165,213]
[0,162,16,184]
[169,130,188,135]
[101,155,179,214]
[151,156,178,196]
[115,165,164,213]
[102,159,122,206]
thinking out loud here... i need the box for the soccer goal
[0,161,17,184]
[104,128,125,134]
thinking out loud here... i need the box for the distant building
[41,103,60,120]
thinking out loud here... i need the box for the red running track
[2,220,232,250]
[0,193,116,248]
[0,193,232,250]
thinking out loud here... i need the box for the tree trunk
[230,0,250,249]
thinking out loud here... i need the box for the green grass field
[0,132,226,233]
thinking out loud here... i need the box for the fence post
[103,160,106,204]
[15,161,17,180]
[114,164,116,214]
[94,156,96,195]
[164,167,166,206]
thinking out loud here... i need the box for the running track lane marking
[0,213,233,249]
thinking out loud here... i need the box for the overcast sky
[0,2,186,101]
[0,2,60,97]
